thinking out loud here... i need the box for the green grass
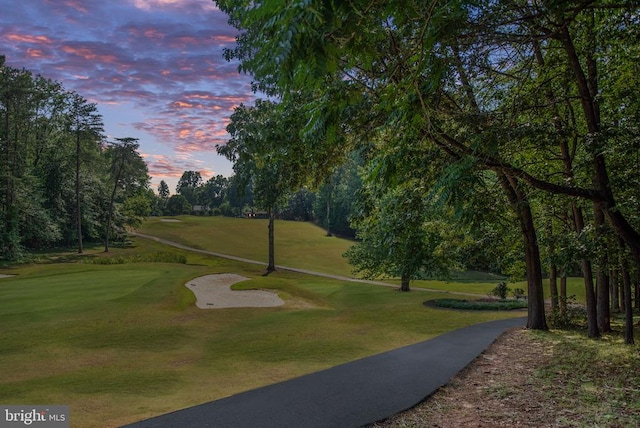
[137,216,356,277]
[0,234,522,427]
[532,327,640,426]
[137,216,553,297]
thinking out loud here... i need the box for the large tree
[346,178,449,292]
[215,0,640,333]
[65,91,103,253]
[218,99,309,274]
[103,137,149,252]
[176,171,203,206]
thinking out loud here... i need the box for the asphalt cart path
[124,317,526,428]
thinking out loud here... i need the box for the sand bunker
[0,274,14,279]
[160,218,182,222]
[185,273,284,309]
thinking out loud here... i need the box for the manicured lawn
[138,216,575,298]
[136,216,357,277]
[0,236,522,427]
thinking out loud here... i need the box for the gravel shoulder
[372,328,551,427]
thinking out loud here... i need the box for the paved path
[124,317,525,428]
[127,232,524,426]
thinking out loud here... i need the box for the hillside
[136,216,357,277]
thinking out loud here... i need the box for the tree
[157,180,170,215]
[103,137,149,252]
[215,0,640,333]
[176,171,202,206]
[65,91,103,253]
[224,173,253,216]
[346,179,448,292]
[158,180,170,199]
[200,175,228,210]
[166,194,192,216]
[218,99,309,274]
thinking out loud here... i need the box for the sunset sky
[0,0,257,192]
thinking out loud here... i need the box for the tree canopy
[215,0,640,335]
[0,56,152,260]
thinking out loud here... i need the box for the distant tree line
[152,152,362,240]
[0,55,152,261]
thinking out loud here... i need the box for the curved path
[124,317,525,428]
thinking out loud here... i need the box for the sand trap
[185,273,284,309]
[161,218,182,222]
[0,274,14,279]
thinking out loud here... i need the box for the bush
[547,295,586,329]
[511,288,526,300]
[490,282,511,300]
[427,298,527,311]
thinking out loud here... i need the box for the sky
[0,0,257,192]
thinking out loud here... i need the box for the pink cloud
[5,33,53,44]
[1,0,257,182]
[143,153,217,184]
[61,44,119,63]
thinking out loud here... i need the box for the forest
[0,55,151,258]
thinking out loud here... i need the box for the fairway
[0,224,526,427]
[137,216,356,277]
[0,267,163,315]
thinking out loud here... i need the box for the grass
[137,216,583,299]
[532,327,640,426]
[0,230,522,427]
[136,216,356,277]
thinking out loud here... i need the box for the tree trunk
[596,266,611,333]
[75,131,83,254]
[104,183,116,253]
[571,203,599,338]
[265,206,276,275]
[547,211,559,313]
[549,263,559,313]
[560,274,567,316]
[611,269,620,313]
[498,173,547,330]
[594,205,610,332]
[635,275,640,311]
[104,166,122,253]
[400,273,411,292]
[620,246,635,345]
[325,198,333,237]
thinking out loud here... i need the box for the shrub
[511,288,527,300]
[490,282,511,300]
[547,295,586,329]
[427,298,527,311]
